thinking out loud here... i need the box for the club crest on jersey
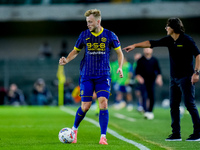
[101,37,107,42]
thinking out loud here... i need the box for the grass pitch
[0,105,200,150]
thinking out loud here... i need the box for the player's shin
[73,106,86,129]
[99,109,109,136]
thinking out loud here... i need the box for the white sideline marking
[60,106,150,150]
[114,113,136,122]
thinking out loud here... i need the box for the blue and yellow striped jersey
[74,27,121,76]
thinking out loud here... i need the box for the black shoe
[186,133,200,141]
[165,134,182,141]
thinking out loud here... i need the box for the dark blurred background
[0,0,200,105]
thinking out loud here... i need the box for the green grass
[0,106,200,150]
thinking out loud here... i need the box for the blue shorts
[80,76,111,102]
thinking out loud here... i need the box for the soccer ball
[161,99,170,108]
[180,106,185,118]
[58,127,75,143]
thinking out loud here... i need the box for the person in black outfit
[135,48,162,119]
[123,18,200,141]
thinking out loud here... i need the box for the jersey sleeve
[74,32,85,52]
[110,32,121,50]
[149,36,170,48]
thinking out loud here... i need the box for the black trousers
[138,80,155,112]
[170,76,200,135]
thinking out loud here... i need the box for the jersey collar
[91,27,104,37]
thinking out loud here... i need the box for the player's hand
[135,75,144,84]
[191,74,199,85]
[59,57,67,66]
[156,75,163,87]
[117,68,123,78]
[123,45,135,53]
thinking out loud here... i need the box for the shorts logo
[81,90,84,96]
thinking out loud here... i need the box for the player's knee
[81,105,90,112]
[81,102,92,112]
[99,97,108,109]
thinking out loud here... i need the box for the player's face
[143,48,153,57]
[165,25,174,35]
[86,14,98,32]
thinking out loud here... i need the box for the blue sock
[73,107,86,128]
[99,109,109,135]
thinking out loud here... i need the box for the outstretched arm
[115,48,124,78]
[59,49,79,65]
[123,41,151,52]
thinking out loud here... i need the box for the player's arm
[192,54,200,84]
[123,41,151,52]
[195,54,200,72]
[115,48,124,78]
[59,49,79,66]
[156,74,163,87]
[135,74,144,84]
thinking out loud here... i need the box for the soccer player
[113,57,134,111]
[59,9,124,145]
[123,18,200,141]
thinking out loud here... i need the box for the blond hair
[84,9,101,20]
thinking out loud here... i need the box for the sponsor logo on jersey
[87,43,106,51]
[177,45,183,47]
